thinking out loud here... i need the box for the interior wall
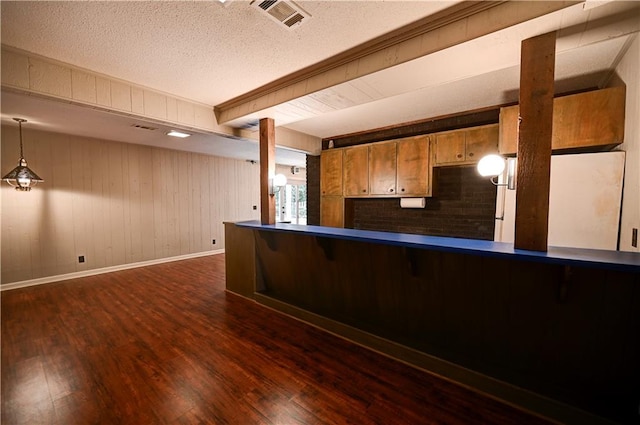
[615,34,640,252]
[1,126,260,284]
[275,163,306,185]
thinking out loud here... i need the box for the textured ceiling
[0,0,452,106]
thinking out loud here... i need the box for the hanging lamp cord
[18,120,24,159]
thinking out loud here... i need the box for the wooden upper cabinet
[344,145,369,196]
[434,124,498,166]
[466,124,499,160]
[369,141,397,195]
[396,135,430,196]
[435,131,465,164]
[499,86,625,155]
[320,149,343,196]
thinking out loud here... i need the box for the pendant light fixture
[2,118,44,191]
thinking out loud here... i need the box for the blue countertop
[235,221,640,272]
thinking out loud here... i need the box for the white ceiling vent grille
[251,0,310,30]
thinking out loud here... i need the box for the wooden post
[260,118,276,225]
[514,31,556,252]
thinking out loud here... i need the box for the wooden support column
[260,118,276,225]
[514,31,556,252]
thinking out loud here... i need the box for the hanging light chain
[15,118,27,159]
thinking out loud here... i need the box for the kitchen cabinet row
[322,134,431,198]
[321,124,500,198]
[320,124,499,227]
[320,86,625,228]
[322,86,625,197]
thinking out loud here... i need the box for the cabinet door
[498,105,519,155]
[435,130,465,165]
[499,86,625,155]
[396,136,430,196]
[552,85,625,150]
[320,149,343,196]
[320,196,344,227]
[343,145,369,196]
[369,142,397,195]
[466,124,499,161]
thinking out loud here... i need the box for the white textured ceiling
[0,0,452,106]
[1,1,639,167]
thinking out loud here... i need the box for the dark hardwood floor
[2,255,554,425]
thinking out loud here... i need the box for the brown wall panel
[251,229,640,424]
[306,154,321,225]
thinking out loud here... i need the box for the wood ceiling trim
[215,1,580,124]
[321,105,503,150]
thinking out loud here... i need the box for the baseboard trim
[1,249,225,291]
[252,292,617,425]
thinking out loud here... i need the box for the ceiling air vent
[251,0,310,30]
[131,124,158,131]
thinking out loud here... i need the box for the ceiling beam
[215,1,579,126]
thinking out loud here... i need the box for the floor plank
[2,255,553,425]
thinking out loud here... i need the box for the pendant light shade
[2,118,44,191]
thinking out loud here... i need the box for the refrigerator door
[494,151,625,250]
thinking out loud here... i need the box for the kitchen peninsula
[225,220,639,425]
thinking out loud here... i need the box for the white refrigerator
[494,151,625,250]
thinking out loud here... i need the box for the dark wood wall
[250,229,640,425]
[306,154,321,225]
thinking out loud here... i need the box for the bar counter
[225,221,640,425]
[236,221,640,272]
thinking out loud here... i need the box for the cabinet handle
[362,189,366,193]
[401,188,405,192]
[469,152,474,157]
[390,189,394,192]
[457,153,463,158]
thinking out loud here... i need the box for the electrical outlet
[253,205,257,210]
[212,239,216,245]
[78,256,85,263]
[632,228,638,248]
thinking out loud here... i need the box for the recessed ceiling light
[167,130,191,138]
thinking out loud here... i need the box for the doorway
[276,184,307,224]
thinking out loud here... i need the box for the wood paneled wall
[1,126,260,284]
[305,154,321,225]
[250,228,640,424]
